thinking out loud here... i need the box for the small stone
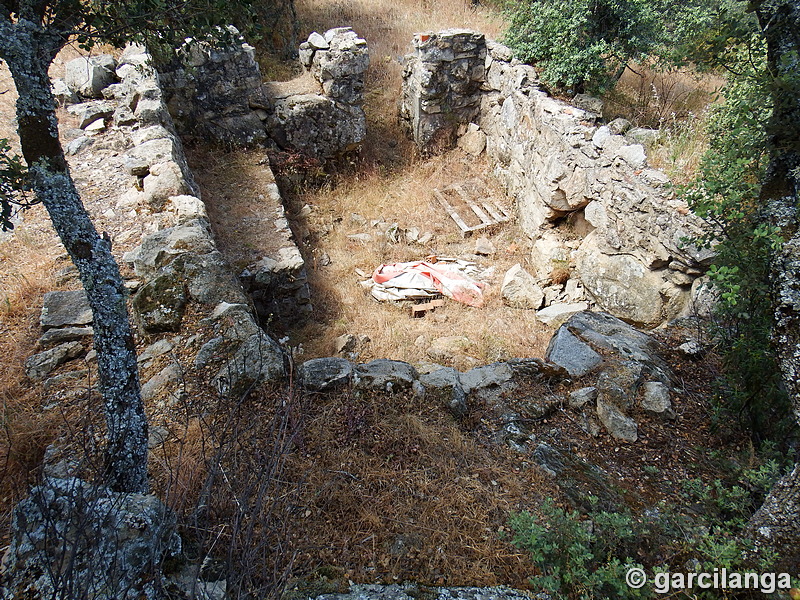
[355,359,418,392]
[545,326,602,377]
[334,333,357,355]
[37,326,93,349]
[417,231,434,245]
[536,302,589,328]
[641,381,676,420]
[597,397,638,442]
[569,386,598,409]
[307,32,330,50]
[625,127,660,148]
[138,339,175,363]
[148,426,170,449]
[25,342,84,380]
[40,290,93,329]
[677,340,703,357]
[501,264,544,310]
[458,125,487,155]
[66,136,93,155]
[474,236,495,256]
[573,93,603,115]
[124,156,150,177]
[141,363,182,404]
[607,118,632,135]
[617,144,647,169]
[43,369,89,394]
[299,357,354,392]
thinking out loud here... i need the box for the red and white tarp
[370,261,485,307]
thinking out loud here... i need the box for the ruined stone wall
[399,29,486,152]
[158,27,369,161]
[264,27,369,160]
[38,43,312,394]
[158,28,270,145]
[400,30,712,327]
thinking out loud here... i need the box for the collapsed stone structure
[263,27,369,159]
[401,30,712,326]
[5,42,302,596]
[158,27,369,161]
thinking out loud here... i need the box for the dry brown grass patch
[604,65,724,184]
[286,387,549,587]
[0,221,66,525]
[289,151,551,364]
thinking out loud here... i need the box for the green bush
[508,498,649,599]
[509,462,785,599]
[682,40,794,445]
[500,0,726,95]
[502,0,663,94]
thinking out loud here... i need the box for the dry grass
[604,64,724,184]
[284,386,551,587]
[0,219,66,530]
[288,152,552,364]
[604,64,723,128]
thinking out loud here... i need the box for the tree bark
[745,0,800,568]
[0,16,149,494]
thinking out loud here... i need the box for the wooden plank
[433,189,471,235]
[493,201,512,220]
[469,203,493,225]
[411,298,445,317]
[482,202,506,222]
[450,183,470,201]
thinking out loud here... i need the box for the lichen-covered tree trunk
[0,17,148,494]
[746,0,800,569]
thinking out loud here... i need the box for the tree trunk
[0,17,149,494]
[746,0,800,568]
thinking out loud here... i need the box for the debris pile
[364,259,488,307]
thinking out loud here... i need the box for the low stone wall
[400,30,712,327]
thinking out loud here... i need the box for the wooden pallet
[433,183,511,237]
[411,298,445,317]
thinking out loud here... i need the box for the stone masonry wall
[263,27,369,160]
[400,30,712,327]
[399,29,486,153]
[159,27,369,161]
[159,27,270,145]
[38,43,310,397]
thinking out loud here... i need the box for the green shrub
[509,461,785,598]
[682,40,794,445]
[508,498,649,599]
